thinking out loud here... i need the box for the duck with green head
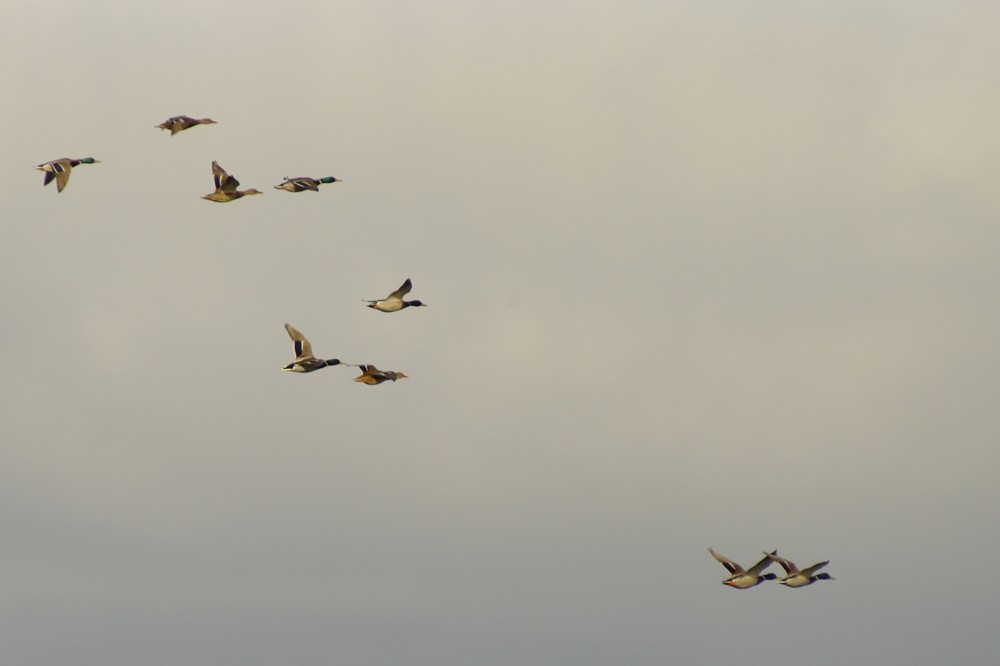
[273,176,340,192]
[282,323,352,373]
[708,547,779,589]
[766,552,835,588]
[202,160,262,203]
[365,278,427,312]
[35,157,100,192]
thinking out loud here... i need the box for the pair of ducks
[202,160,341,202]
[36,116,209,194]
[282,279,427,383]
[708,547,834,588]
[282,324,406,384]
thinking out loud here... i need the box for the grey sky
[3,1,1000,664]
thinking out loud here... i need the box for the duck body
[156,115,217,135]
[365,278,427,312]
[274,176,340,192]
[203,189,262,203]
[282,323,344,373]
[284,357,340,373]
[353,365,407,385]
[203,160,262,202]
[708,547,778,589]
[767,553,835,587]
[35,157,100,192]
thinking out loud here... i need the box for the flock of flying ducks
[281,277,425,384]
[36,115,425,386]
[37,116,838,577]
[34,115,343,200]
[708,548,834,589]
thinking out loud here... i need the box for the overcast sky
[3,1,1000,664]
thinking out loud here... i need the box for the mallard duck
[155,115,217,135]
[766,552,835,587]
[282,323,346,373]
[365,278,427,312]
[202,161,262,202]
[273,176,340,192]
[35,157,100,192]
[708,547,778,589]
[352,365,408,385]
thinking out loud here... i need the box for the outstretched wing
[708,547,743,575]
[284,323,314,360]
[747,550,778,576]
[388,278,413,300]
[800,560,829,577]
[763,551,796,575]
[212,160,239,192]
[52,161,72,192]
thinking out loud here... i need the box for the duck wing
[747,550,778,576]
[45,159,72,192]
[53,163,71,192]
[293,178,320,191]
[708,547,743,575]
[799,560,829,577]
[388,278,413,300]
[284,323,315,361]
[764,551,797,575]
[212,161,239,192]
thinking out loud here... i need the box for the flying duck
[202,160,262,202]
[365,278,427,312]
[273,176,340,192]
[155,115,217,135]
[766,552,835,587]
[352,365,408,385]
[282,323,346,373]
[35,157,100,192]
[708,547,778,589]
